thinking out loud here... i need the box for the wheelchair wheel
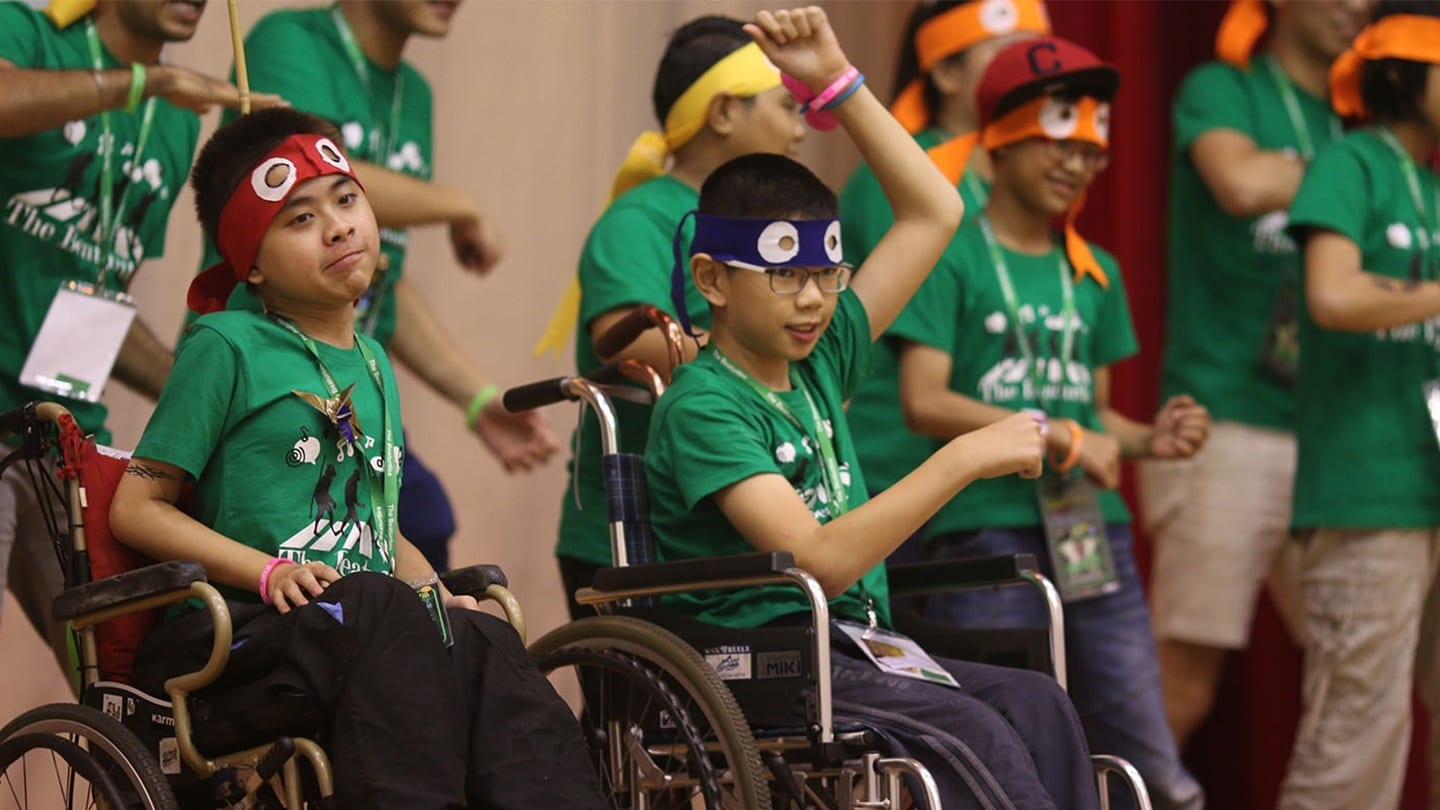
[0,704,179,810]
[0,733,128,809]
[531,615,770,809]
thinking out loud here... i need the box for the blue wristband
[820,72,864,111]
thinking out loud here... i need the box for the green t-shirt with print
[137,311,405,607]
[1288,128,1440,528]
[841,127,992,492]
[1161,58,1339,431]
[889,220,1138,535]
[646,291,889,629]
[556,175,708,566]
[0,3,199,443]
[188,6,434,347]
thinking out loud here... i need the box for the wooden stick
[227,0,250,115]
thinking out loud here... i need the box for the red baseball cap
[976,36,1120,129]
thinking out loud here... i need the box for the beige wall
[1,1,909,723]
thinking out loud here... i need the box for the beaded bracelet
[258,557,295,606]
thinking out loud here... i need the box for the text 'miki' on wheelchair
[0,401,524,809]
[509,306,1154,810]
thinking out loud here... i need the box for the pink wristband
[808,65,860,112]
[258,557,294,606]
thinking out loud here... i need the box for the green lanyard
[1263,56,1339,161]
[963,171,989,208]
[84,20,156,286]
[331,6,404,164]
[978,215,1077,412]
[274,316,400,568]
[1377,126,1440,278]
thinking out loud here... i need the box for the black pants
[557,554,602,622]
[134,572,605,810]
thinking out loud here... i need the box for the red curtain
[1045,1,1432,807]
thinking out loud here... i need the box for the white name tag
[19,281,136,403]
[836,620,961,689]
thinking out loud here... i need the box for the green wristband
[465,384,500,429]
[125,62,145,113]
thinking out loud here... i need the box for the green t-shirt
[841,127,991,492]
[0,4,199,443]
[888,220,1137,534]
[555,175,708,566]
[187,6,435,347]
[136,311,405,606]
[646,291,889,629]
[1288,128,1440,528]
[1161,58,1339,431]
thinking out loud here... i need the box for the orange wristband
[1050,419,1083,473]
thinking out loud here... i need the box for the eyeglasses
[725,264,852,295]
[1044,139,1111,173]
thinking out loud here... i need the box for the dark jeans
[398,441,456,572]
[927,524,1203,810]
[831,630,1099,810]
[135,573,605,810]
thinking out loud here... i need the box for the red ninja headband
[187,133,362,315]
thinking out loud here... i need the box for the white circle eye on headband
[758,221,802,264]
[979,0,1021,34]
[1038,98,1080,140]
[824,220,843,264]
[316,137,351,173]
[251,157,298,202]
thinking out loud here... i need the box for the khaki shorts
[1139,421,1304,649]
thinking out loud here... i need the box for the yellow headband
[892,0,1051,134]
[1215,0,1268,68]
[1330,15,1440,119]
[534,42,780,357]
[45,0,95,28]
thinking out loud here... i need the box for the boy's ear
[929,58,967,97]
[691,254,729,308]
[246,265,265,286]
[705,93,741,137]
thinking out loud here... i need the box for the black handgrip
[0,403,33,440]
[255,737,295,782]
[594,305,662,359]
[503,377,573,412]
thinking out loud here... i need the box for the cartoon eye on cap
[824,220,843,264]
[757,221,801,264]
[1038,97,1080,139]
[251,157,297,202]
[979,0,1020,34]
[315,137,351,172]
[1092,103,1111,142]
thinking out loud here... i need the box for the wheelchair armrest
[439,564,508,595]
[589,551,796,597]
[52,560,207,623]
[885,553,1041,597]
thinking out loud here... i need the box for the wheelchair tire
[0,703,179,810]
[530,615,770,810]
[0,732,129,809]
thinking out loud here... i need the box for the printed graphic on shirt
[977,305,1093,405]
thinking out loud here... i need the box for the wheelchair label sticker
[101,693,122,720]
[158,737,180,775]
[704,645,752,681]
[836,621,960,689]
[757,651,803,679]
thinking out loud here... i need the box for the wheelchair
[0,401,525,809]
[515,306,1154,810]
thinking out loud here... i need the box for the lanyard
[1377,127,1439,278]
[84,21,157,286]
[963,171,989,208]
[274,316,399,567]
[1263,56,1338,160]
[331,6,404,164]
[978,216,1077,411]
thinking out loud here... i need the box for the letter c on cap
[1027,42,1061,76]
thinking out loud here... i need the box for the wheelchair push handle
[594,304,665,359]
[503,377,572,412]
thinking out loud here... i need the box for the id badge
[19,281,136,403]
[410,576,454,648]
[1423,379,1440,453]
[834,620,960,689]
[1259,281,1300,387]
[1036,472,1120,603]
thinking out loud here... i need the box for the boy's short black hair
[1359,0,1440,122]
[652,15,751,124]
[191,107,341,246]
[698,153,838,221]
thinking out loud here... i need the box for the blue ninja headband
[670,211,848,337]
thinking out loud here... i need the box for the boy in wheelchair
[109,107,606,810]
[643,8,1099,809]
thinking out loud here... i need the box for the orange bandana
[1330,15,1440,119]
[892,0,1051,133]
[1214,0,1269,67]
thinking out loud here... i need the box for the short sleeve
[1288,141,1369,245]
[1089,250,1140,369]
[650,387,781,510]
[0,4,45,67]
[241,14,341,122]
[1173,62,1254,155]
[577,205,682,327]
[133,323,239,479]
[888,253,964,356]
